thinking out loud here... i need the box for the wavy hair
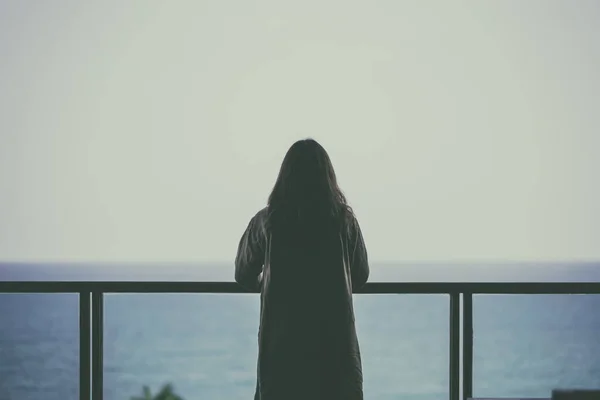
[267,138,352,226]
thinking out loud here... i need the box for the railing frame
[1,281,599,400]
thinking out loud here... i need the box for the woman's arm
[234,210,267,291]
[349,216,370,291]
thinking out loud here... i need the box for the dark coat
[235,207,369,400]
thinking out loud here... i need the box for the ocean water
[0,262,599,400]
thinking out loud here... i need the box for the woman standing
[235,138,369,400]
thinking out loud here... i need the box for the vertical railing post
[79,291,91,400]
[92,291,104,400]
[462,293,473,400]
[449,292,460,400]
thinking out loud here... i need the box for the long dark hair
[267,139,352,226]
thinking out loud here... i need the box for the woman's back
[267,210,347,290]
[235,207,368,400]
[266,211,352,324]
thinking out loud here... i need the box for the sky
[0,1,599,264]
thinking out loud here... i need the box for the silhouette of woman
[235,138,369,400]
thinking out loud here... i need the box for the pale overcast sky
[1,1,599,263]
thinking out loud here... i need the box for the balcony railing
[1,281,599,400]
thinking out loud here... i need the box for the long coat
[235,207,369,400]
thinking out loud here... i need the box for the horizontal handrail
[0,281,599,293]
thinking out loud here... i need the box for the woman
[235,138,369,400]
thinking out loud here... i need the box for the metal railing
[1,281,599,400]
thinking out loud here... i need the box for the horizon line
[1,259,600,266]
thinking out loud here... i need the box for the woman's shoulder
[339,205,357,225]
[340,207,362,239]
[255,206,269,220]
[250,207,270,233]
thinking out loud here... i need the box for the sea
[0,261,599,400]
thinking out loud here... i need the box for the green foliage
[130,383,185,400]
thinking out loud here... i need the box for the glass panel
[473,294,600,398]
[103,293,260,400]
[0,293,79,400]
[103,293,449,400]
[355,295,449,400]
